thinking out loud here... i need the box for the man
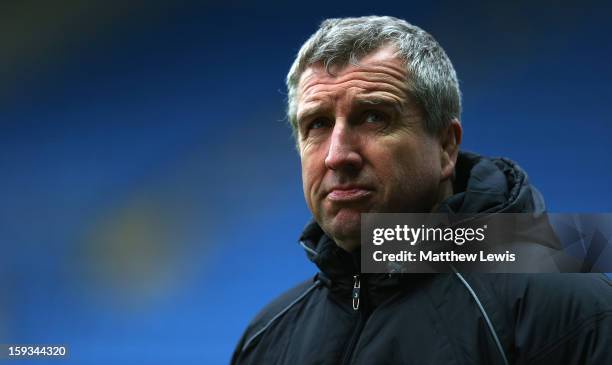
[232,16,612,364]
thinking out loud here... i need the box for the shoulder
[469,273,612,363]
[246,276,321,338]
[477,273,612,308]
[469,273,612,320]
[231,276,322,363]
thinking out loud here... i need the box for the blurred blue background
[1,1,611,364]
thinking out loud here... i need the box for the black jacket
[232,152,612,364]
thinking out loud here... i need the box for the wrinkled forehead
[295,47,411,117]
[297,45,406,91]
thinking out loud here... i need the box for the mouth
[326,186,373,202]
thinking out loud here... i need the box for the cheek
[372,141,440,195]
[300,155,324,209]
[368,143,408,182]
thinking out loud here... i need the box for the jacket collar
[299,151,552,295]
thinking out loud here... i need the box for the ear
[439,118,462,181]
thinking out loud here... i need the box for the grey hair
[286,15,461,137]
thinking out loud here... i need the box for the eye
[363,110,388,124]
[300,117,332,140]
[309,117,331,130]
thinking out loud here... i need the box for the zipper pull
[352,275,361,311]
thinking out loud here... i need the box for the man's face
[296,46,447,251]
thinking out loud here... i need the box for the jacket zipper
[341,275,367,365]
[352,275,361,310]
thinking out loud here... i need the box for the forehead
[296,47,410,115]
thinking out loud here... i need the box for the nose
[324,121,363,172]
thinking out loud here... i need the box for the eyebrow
[296,96,404,128]
[352,96,404,114]
[296,106,325,129]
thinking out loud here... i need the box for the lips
[326,186,373,202]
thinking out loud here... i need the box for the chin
[325,208,361,244]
